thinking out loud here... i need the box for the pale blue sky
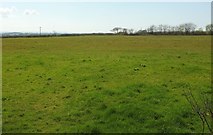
[0,2,211,33]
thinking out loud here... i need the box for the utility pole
[39,26,42,36]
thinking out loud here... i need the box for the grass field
[2,36,211,133]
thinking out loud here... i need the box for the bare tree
[162,25,169,33]
[206,24,213,34]
[111,27,122,34]
[146,28,151,33]
[158,24,164,33]
[174,26,180,32]
[167,25,172,33]
[178,24,185,34]
[122,28,128,35]
[128,29,134,34]
[170,26,176,33]
[180,23,197,34]
[149,25,157,34]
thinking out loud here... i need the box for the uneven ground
[2,36,211,133]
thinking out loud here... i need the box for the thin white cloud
[24,9,39,16]
[0,7,16,18]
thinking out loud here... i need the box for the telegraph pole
[39,26,42,36]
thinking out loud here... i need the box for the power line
[39,26,41,36]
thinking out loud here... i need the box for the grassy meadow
[2,36,211,133]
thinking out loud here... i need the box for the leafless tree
[149,25,157,34]
[111,27,122,34]
[180,23,197,34]
[122,28,128,34]
[158,24,164,33]
[128,29,134,34]
[162,25,169,33]
[206,24,213,34]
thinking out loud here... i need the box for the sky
[0,2,211,33]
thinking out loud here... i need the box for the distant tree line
[111,23,213,35]
[2,23,212,38]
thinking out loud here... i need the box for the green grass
[2,36,211,133]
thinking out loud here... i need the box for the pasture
[2,36,211,133]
